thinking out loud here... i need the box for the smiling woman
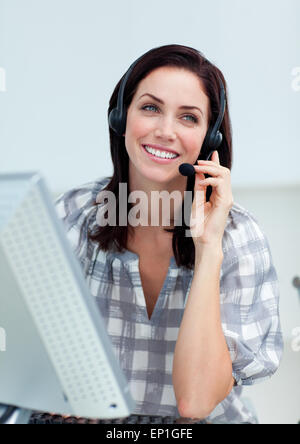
[55,44,283,424]
[93,46,232,268]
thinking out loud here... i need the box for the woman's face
[124,66,210,186]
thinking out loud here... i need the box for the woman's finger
[198,177,233,209]
[194,170,206,189]
[212,150,220,164]
[197,177,220,187]
[194,164,223,177]
[197,150,219,166]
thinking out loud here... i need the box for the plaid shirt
[55,176,283,424]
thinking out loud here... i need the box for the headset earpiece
[209,130,223,150]
[108,54,146,137]
[108,107,126,137]
[198,78,226,161]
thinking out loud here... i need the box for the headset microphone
[179,163,195,177]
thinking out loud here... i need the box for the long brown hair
[88,44,233,269]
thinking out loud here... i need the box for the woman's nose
[154,116,176,141]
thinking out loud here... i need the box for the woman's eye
[141,104,158,112]
[141,105,198,124]
[183,115,198,123]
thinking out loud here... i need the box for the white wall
[0,0,299,192]
[233,186,300,424]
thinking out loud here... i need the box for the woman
[55,44,283,423]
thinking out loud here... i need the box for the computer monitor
[0,172,136,420]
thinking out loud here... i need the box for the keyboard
[29,412,208,424]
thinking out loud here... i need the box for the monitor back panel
[0,173,135,418]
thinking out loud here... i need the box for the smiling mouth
[142,144,180,159]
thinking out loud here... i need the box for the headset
[108,50,226,163]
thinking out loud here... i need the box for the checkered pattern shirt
[55,176,283,424]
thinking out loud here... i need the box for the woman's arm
[172,244,235,419]
[173,150,235,419]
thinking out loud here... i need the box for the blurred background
[0,0,299,424]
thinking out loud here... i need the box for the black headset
[108,51,226,163]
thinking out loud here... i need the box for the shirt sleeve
[220,204,284,386]
[55,187,92,246]
[54,178,109,276]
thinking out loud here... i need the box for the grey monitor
[0,172,136,419]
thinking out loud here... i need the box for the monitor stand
[0,404,32,424]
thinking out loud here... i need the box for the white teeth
[144,145,178,159]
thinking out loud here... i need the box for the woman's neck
[128,166,187,229]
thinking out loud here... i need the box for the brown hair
[88,44,233,269]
